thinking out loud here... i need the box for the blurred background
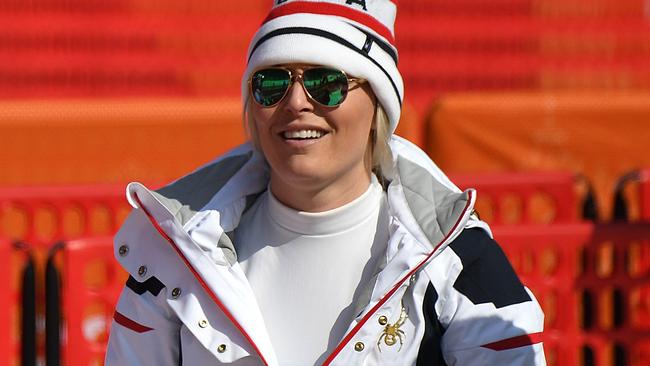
[1,0,650,365]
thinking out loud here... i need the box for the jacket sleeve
[105,275,182,365]
[428,228,547,365]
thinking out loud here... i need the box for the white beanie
[242,0,404,134]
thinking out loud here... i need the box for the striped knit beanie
[242,0,404,134]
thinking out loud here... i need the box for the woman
[105,1,546,365]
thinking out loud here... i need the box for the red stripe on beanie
[264,1,395,45]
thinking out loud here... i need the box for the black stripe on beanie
[249,26,402,108]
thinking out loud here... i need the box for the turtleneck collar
[264,175,384,236]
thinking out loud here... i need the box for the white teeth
[283,130,323,139]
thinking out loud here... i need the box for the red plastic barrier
[0,185,132,246]
[46,221,648,366]
[641,169,650,221]
[581,223,650,329]
[613,169,650,222]
[451,171,580,225]
[19,184,643,365]
[0,238,15,365]
[494,222,650,366]
[494,223,592,366]
[0,185,131,364]
[579,223,650,366]
[52,236,127,366]
[0,239,34,366]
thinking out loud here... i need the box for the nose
[283,76,314,115]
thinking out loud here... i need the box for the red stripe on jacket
[114,311,154,333]
[482,332,544,351]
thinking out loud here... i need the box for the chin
[280,166,328,184]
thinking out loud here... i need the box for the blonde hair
[243,97,394,180]
[370,103,393,179]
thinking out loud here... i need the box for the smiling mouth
[282,129,327,140]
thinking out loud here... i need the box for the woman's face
[249,64,376,210]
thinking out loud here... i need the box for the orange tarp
[426,91,650,220]
[0,99,247,186]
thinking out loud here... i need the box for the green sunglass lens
[251,69,291,106]
[303,68,349,107]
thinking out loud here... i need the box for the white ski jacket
[105,136,546,365]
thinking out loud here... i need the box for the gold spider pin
[377,304,408,352]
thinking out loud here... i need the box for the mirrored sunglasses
[249,67,365,108]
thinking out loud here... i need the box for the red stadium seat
[0,1,266,99]
[3,0,650,111]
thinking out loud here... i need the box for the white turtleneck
[235,176,389,366]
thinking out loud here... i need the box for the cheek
[250,106,278,147]
[251,106,273,129]
[247,104,277,154]
[342,86,375,128]
[337,99,375,137]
